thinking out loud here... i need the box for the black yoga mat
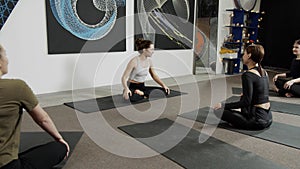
[232,87,279,97]
[179,107,300,149]
[270,101,300,116]
[227,95,300,116]
[64,89,186,113]
[20,131,83,169]
[119,118,285,169]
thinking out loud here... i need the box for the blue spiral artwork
[46,0,126,54]
[49,0,125,40]
[0,0,19,30]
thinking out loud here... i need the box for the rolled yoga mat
[119,118,285,169]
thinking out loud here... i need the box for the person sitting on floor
[0,44,69,169]
[213,44,272,130]
[273,39,300,97]
[121,38,170,102]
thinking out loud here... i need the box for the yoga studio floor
[21,71,300,169]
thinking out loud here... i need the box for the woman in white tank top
[121,39,170,102]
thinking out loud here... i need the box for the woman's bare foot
[285,92,294,97]
[134,89,144,96]
[273,86,279,92]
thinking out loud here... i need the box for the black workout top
[225,68,269,110]
[286,58,300,79]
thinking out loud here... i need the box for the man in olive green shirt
[0,44,69,169]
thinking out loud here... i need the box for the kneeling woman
[214,44,272,130]
[121,38,170,102]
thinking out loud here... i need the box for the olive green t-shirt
[0,79,38,167]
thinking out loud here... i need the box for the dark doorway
[260,0,300,69]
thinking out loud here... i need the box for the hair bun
[135,38,153,51]
[135,38,144,46]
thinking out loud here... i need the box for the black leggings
[1,141,67,169]
[275,78,300,97]
[214,107,272,130]
[128,82,168,102]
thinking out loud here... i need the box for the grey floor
[21,72,300,169]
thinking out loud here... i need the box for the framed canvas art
[134,0,195,50]
[45,0,126,54]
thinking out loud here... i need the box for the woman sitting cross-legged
[213,44,272,130]
[273,39,300,97]
[121,38,170,102]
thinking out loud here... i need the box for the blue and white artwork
[46,0,126,54]
[49,0,125,40]
[0,0,19,30]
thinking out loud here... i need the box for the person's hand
[273,75,278,82]
[163,85,170,95]
[284,80,295,89]
[57,138,70,159]
[213,103,222,110]
[123,88,132,100]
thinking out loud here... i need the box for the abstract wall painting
[46,0,126,54]
[0,0,19,30]
[134,0,195,50]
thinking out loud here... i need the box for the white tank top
[129,57,150,82]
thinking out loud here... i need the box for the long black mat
[20,131,83,169]
[179,107,300,149]
[227,95,300,116]
[232,87,279,97]
[119,118,285,169]
[64,89,186,113]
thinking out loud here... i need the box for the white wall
[216,0,261,74]
[0,0,194,94]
